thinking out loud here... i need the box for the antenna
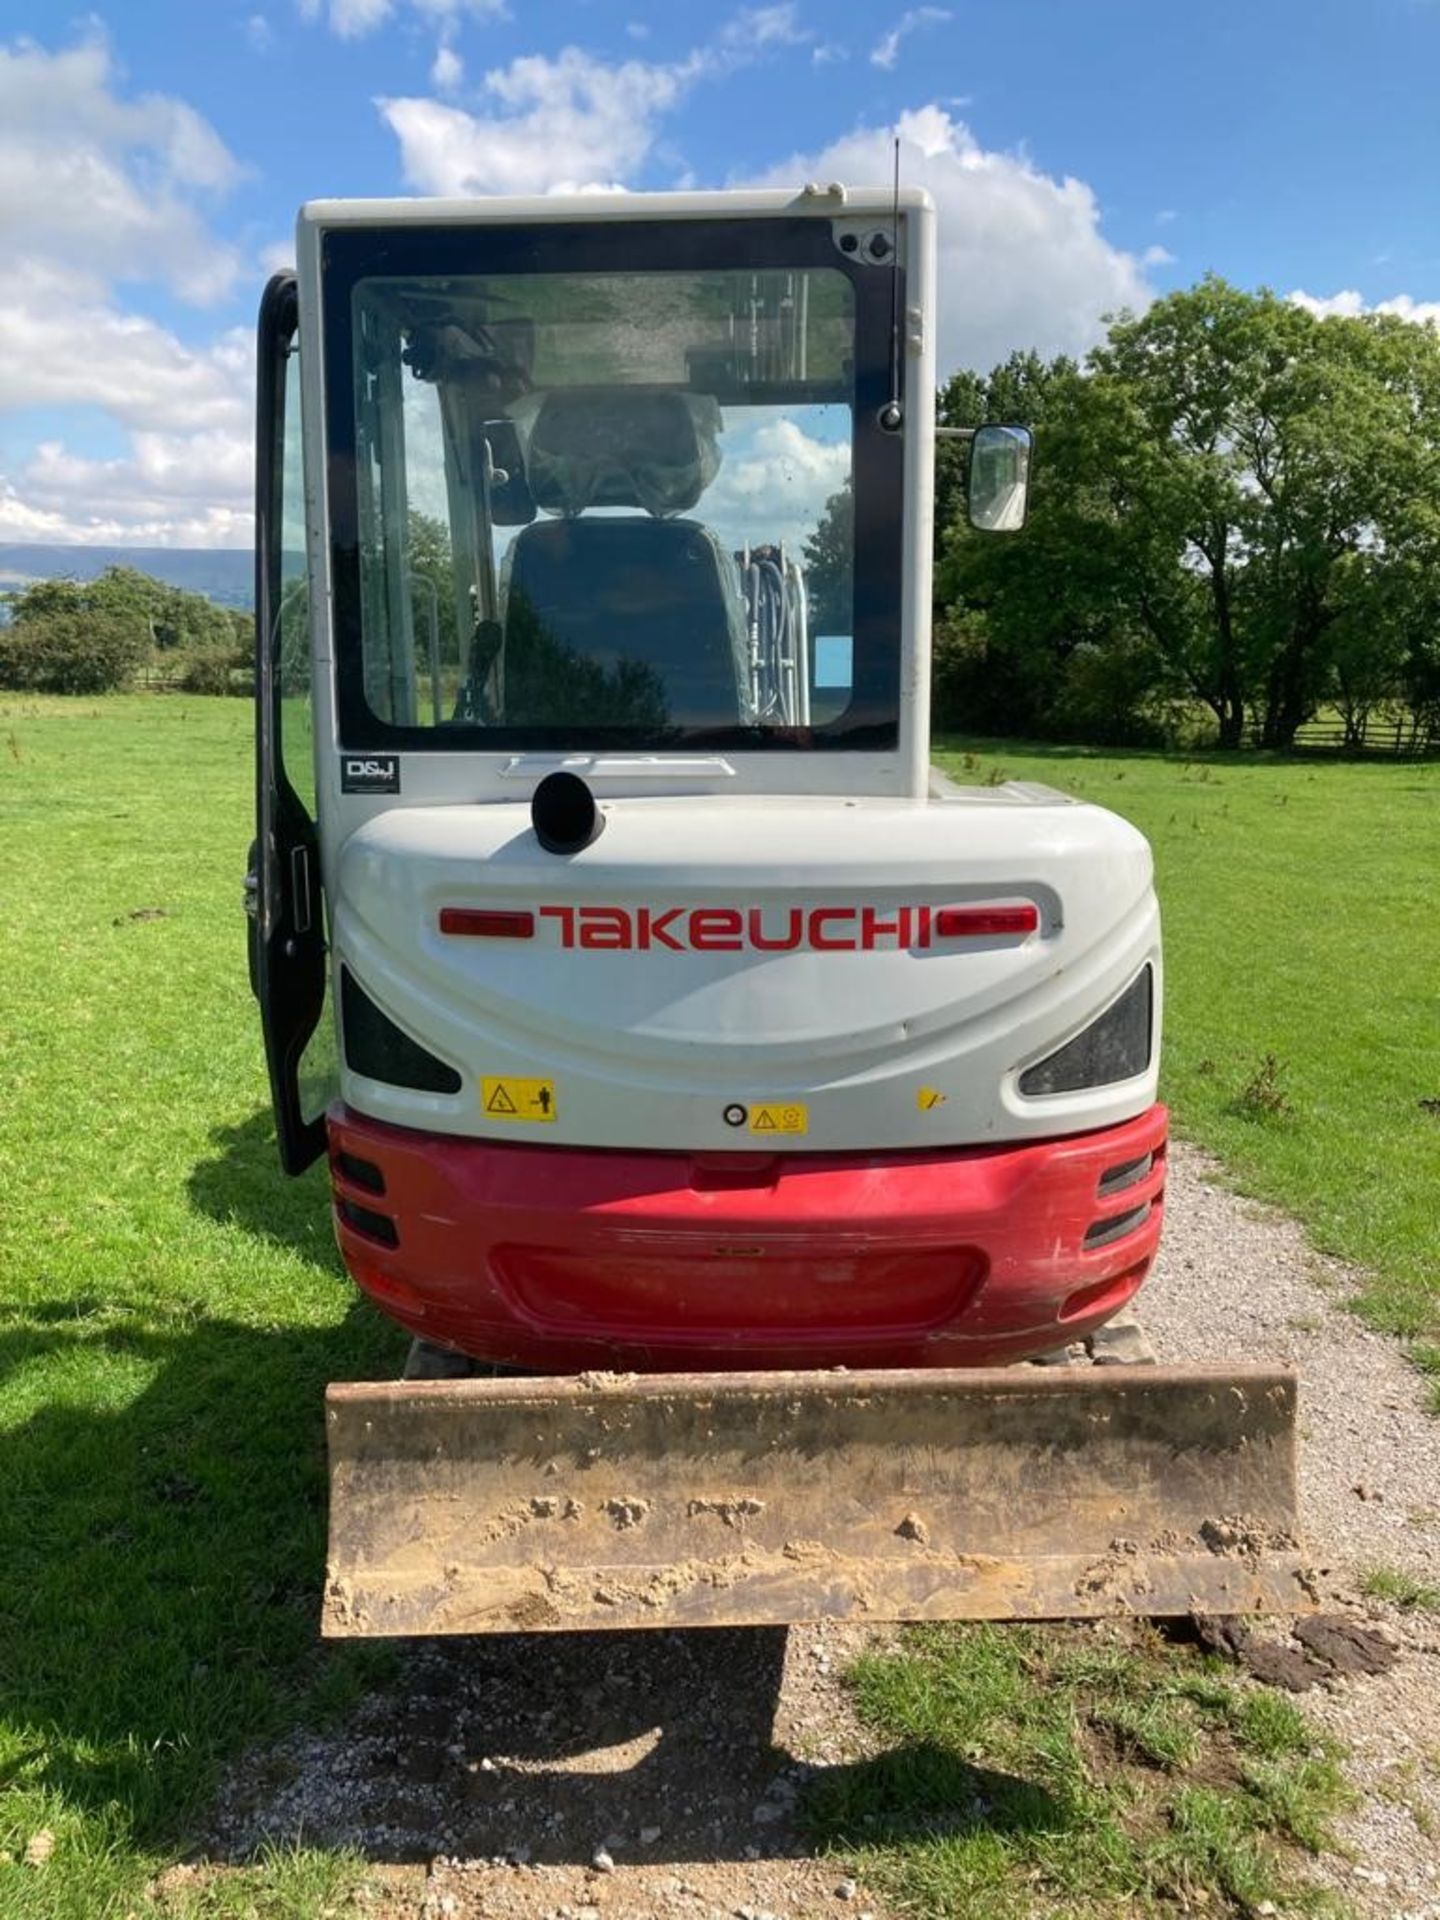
[880,135,904,432]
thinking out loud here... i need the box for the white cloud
[1142,243,1176,267]
[382,48,694,194]
[245,13,275,52]
[299,0,507,37]
[0,35,242,303]
[3,26,1156,548]
[1288,287,1440,327]
[380,68,1153,378]
[381,11,816,196]
[745,107,1154,375]
[0,264,251,433]
[0,431,253,547]
[328,0,391,33]
[430,40,463,90]
[705,410,850,556]
[0,35,253,545]
[717,5,810,50]
[870,7,952,70]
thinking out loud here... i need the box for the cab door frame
[252,270,328,1172]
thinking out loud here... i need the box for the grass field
[1,692,1433,1914]
[0,696,403,1916]
[936,738,1440,1355]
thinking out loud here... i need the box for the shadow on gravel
[202,1626,1053,1871]
[208,1629,794,1867]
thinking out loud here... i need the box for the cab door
[249,272,329,1172]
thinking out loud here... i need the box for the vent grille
[1098,1152,1154,1199]
[336,1150,385,1195]
[1082,1201,1152,1252]
[1019,966,1153,1097]
[337,1197,399,1248]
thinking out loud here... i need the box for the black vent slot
[1082,1201,1152,1252]
[341,968,462,1094]
[1098,1152,1154,1199]
[337,1196,399,1247]
[336,1150,385,1195]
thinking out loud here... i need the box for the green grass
[1414,1345,1440,1418]
[806,1622,1349,1920]
[1358,1565,1440,1612]
[937,738,1440,1344]
[121,1842,367,1920]
[0,696,406,1917]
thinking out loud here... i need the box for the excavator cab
[250,188,1306,1635]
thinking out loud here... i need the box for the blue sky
[1,0,1438,546]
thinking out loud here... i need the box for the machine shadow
[0,1293,1064,1876]
[204,1626,1066,1871]
[186,1106,345,1270]
[0,1298,404,1839]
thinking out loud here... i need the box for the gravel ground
[195,1140,1440,1919]
[1145,1144,1440,1920]
[206,1619,895,1919]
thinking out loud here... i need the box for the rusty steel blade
[322,1365,1310,1636]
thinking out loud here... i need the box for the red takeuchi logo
[535,906,936,952]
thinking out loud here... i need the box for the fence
[1259,711,1440,757]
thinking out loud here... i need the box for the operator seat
[499,389,753,731]
[503,517,751,729]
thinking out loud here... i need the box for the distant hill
[0,544,252,610]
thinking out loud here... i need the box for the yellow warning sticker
[749,1102,808,1136]
[917,1086,948,1111]
[481,1076,557,1123]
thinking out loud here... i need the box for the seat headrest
[527,389,721,517]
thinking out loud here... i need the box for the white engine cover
[331,782,1161,1153]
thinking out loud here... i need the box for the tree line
[930,276,1440,751]
[0,566,251,695]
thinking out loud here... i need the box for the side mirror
[967,424,1032,533]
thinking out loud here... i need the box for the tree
[82,564,233,652]
[935,355,1172,743]
[0,610,148,693]
[933,280,1440,751]
[406,509,460,664]
[935,352,1076,560]
[1092,280,1440,748]
[802,479,852,637]
[1,566,245,693]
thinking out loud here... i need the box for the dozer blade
[323,1366,1310,1637]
